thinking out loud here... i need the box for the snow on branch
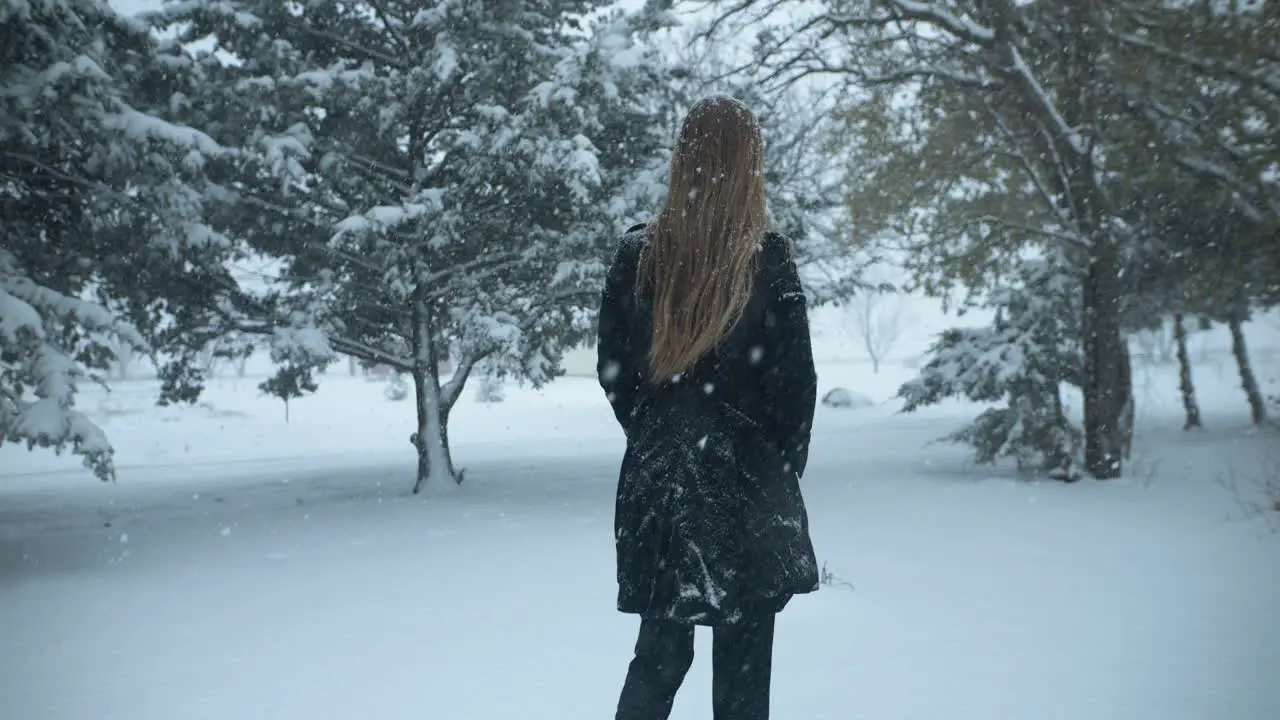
[1,251,148,481]
[100,106,228,158]
[327,335,413,372]
[884,0,996,45]
[333,194,445,238]
[291,60,382,97]
[269,323,335,366]
[1005,46,1087,155]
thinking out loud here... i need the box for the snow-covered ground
[2,358,1278,720]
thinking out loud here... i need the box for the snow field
[1,359,1278,719]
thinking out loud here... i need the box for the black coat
[597,224,819,625]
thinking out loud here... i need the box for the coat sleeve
[760,236,818,478]
[597,238,644,434]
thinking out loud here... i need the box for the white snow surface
[2,361,1278,720]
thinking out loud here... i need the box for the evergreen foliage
[900,254,1084,480]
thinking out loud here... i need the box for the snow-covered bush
[384,375,409,403]
[898,256,1085,480]
[821,388,874,409]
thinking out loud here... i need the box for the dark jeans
[615,613,776,720]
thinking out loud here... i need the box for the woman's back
[598,224,817,478]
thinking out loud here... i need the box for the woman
[596,96,819,720]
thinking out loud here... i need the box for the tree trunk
[1044,379,1077,481]
[410,300,460,494]
[1081,242,1127,479]
[988,0,1124,478]
[1227,316,1267,426]
[1173,313,1202,430]
[1117,344,1134,460]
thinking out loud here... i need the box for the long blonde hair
[638,96,769,381]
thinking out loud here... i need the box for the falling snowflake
[601,360,621,382]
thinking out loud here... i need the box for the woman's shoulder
[613,224,791,268]
[618,223,648,252]
[606,223,647,283]
[759,231,791,252]
[758,231,797,272]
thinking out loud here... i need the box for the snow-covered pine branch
[898,254,1086,479]
[0,251,143,479]
[1,0,252,479]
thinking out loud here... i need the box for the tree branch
[972,96,1081,238]
[366,0,411,54]
[441,347,495,409]
[961,214,1088,249]
[293,24,406,69]
[858,64,998,89]
[1001,44,1088,155]
[231,193,390,276]
[227,316,412,373]
[417,251,522,287]
[883,0,996,46]
[329,335,413,372]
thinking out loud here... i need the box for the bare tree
[846,291,906,373]
[1173,313,1203,430]
[1228,313,1268,426]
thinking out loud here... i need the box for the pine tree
[258,363,318,423]
[151,0,673,492]
[1,0,248,480]
[1172,313,1203,430]
[899,254,1085,480]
